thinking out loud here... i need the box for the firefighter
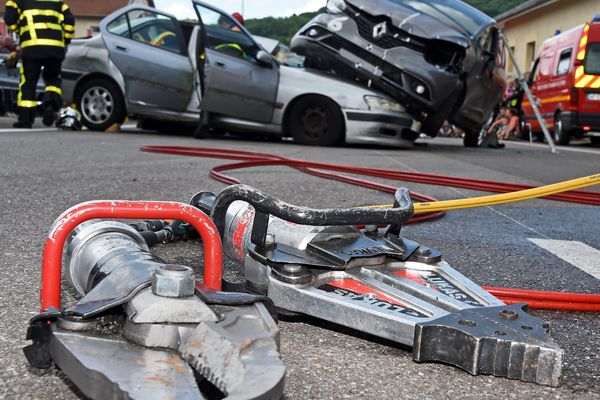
[4,0,75,128]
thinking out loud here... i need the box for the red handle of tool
[40,201,223,311]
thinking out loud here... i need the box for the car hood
[346,0,493,45]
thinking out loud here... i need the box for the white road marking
[0,124,137,133]
[509,140,600,155]
[0,127,57,133]
[528,239,600,280]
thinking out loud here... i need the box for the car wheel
[287,95,344,146]
[553,113,570,145]
[463,130,479,147]
[77,78,125,131]
[519,121,531,140]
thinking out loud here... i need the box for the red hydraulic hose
[41,200,223,311]
[484,286,600,303]
[141,146,600,205]
[499,298,600,312]
[139,145,600,311]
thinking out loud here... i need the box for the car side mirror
[256,50,274,68]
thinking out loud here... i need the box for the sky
[154,0,326,20]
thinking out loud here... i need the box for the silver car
[61,1,420,147]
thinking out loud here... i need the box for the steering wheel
[152,31,176,48]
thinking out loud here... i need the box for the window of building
[526,41,536,69]
[556,50,572,76]
[508,46,515,73]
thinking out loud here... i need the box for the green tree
[245,1,529,44]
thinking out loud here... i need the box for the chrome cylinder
[222,201,339,264]
[65,220,160,296]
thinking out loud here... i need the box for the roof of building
[0,0,129,18]
[495,0,558,23]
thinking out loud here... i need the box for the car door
[193,2,279,123]
[100,6,193,112]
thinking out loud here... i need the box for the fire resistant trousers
[18,57,63,124]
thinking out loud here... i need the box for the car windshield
[389,0,492,36]
[274,43,305,68]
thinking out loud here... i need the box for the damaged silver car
[291,0,507,146]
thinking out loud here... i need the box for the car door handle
[115,45,129,53]
[215,61,226,68]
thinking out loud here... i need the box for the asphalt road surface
[1,119,599,399]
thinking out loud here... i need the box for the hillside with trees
[246,0,528,44]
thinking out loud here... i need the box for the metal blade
[413,303,563,387]
[179,303,285,400]
[50,328,205,399]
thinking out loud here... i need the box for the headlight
[326,0,347,14]
[364,96,406,112]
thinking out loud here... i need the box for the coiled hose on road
[140,145,600,311]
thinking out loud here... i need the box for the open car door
[193,1,279,123]
[100,5,193,112]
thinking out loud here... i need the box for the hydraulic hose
[139,145,600,311]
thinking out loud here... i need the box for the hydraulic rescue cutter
[191,185,563,387]
[24,201,285,400]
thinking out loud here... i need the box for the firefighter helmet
[57,107,82,130]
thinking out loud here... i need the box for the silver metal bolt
[283,264,303,273]
[416,246,432,256]
[152,264,195,298]
[265,233,276,249]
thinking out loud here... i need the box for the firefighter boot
[42,92,61,127]
[14,108,34,129]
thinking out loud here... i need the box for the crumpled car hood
[346,0,491,47]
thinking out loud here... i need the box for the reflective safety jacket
[4,0,75,60]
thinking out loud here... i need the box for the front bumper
[343,108,420,148]
[291,14,463,118]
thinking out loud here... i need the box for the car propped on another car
[291,0,507,147]
[60,1,421,147]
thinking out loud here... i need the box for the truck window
[529,58,540,85]
[539,52,553,77]
[585,43,600,75]
[556,50,572,76]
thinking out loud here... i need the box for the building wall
[500,0,600,77]
[75,17,102,37]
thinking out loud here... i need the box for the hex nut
[152,264,195,298]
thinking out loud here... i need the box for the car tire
[553,113,570,145]
[287,95,344,146]
[77,78,126,131]
[463,130,479,147]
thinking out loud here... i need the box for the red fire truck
[523,19,600,145]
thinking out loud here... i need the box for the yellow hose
[370,174,600,213]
